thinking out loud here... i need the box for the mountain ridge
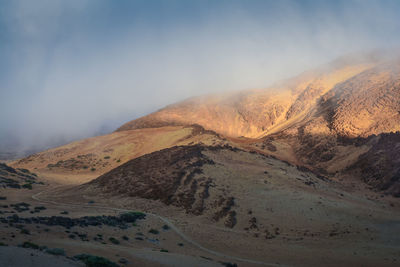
[11,51,400,196]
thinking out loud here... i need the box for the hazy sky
[1,0,400,154]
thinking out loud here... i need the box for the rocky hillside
[117,55,376,138]
[114,54,400,196]
[12,125,225,183]
[85,145,238,227]
[82,144,362,232]
[346,132,400,197]
[321,59,400,137]
[12,52,400,195]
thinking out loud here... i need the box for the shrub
[22,183,32,190]
[15,202,30,207]
[122,235,129,241]
[46,248,65,256]
[109,237,120,245]
[220,262,238,267]
[21,241,39,249]
[90,168,96,172]
[148,229,159,235]
[0,196,6,200]
[74,254,119,267]
[104,156,110,159]
[119,258,128,264]
[119,211,146,222]
[162,224,170,230]
[160,249,169,253]
[0,242,8,246]
[20,228,30,235]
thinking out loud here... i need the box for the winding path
[32,187,285,267]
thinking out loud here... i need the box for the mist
[1,0,400,158]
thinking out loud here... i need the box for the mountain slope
[320,59,400,137]
[116,55,400,195]
[12,52,400,195]
[12,125,225,183]
[117,57,375,138]
[80,144,378,231]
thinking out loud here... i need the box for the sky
[1,0,400,156]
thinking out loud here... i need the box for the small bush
[220,262,238,267]
[148,229,159,235]
[21,241,39,249]
[109,237,120,245]
[160,249,169,253]
[22,183,32,190]
[119,258,128,264]
[19,168,30,174]
[74,254,119,267]
[60,211,69,215]
[122,235,129,241]
[90,168,96,172]
[20,228,30,235]
[46,248,65,256]
[104,156,110,159]
[0,242,8,246]
[119,211,145,222]
[162,224,170,230]
[15,202,30,207]
[0,196,6,200]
